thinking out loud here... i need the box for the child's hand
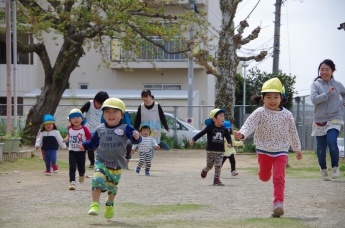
[78,143,85,151]
[189,139,194,147]
[35,146,40,150]
[234,131,243,140]
[133,130,140,140]
[62,137,68,143]
[226,144,232,148]
[155,145,160,149]
[130,150,135,155]
[295,151,302,160]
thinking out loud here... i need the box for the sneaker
[272,202,284,217]
[332,167,340,179]
[52,165,59,173]
[145,170,150,176]
[213,178,224,186]
[231,170,239,176]
[79,175,85,184]
[69,181,76,190]
[136,167,140,174]
[88,202,100,215]
[44,171,51,176]
[104,205,114,219]
[201,170,207,178]
[320,169,331,181]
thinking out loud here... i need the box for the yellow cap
[101,98,125,113]
[261,77,285,94]
[209,108,225,118]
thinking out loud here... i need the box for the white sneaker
[320,169,331,181]
[272,202,284,217]
[69,181,76,190]
[332,167,340,179]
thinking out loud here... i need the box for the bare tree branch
[238,51,267,62]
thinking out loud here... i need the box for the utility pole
[5,0,12,135]
[187,0,196,123]
[13,0,18,133]
[272,0,282,73]
[241,62,249,114]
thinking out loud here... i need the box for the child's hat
[102,98,125,113]
[204,108,226,126]
[261,77,285,95]
[68,108,83,119]
[139,124,150,131]
[223,120,232,129]
[43,114,55,124]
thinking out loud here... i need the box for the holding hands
[234,131,244,140]
[133,130,140,141]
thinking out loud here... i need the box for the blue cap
[139,124,150,131]
[223,120,232,129]
[43,114,55,124]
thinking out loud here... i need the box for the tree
[245,68,297,110]
[195,0,267,123]
[0,0,211,143]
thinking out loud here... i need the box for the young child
[35,114,66,175]
[80,91,109,168]
[189,109,232,186]
[63,109,92,190]
[78,97,141,219]
[131,124,160,176]
[234,77,302,218]
[222,120,243,176]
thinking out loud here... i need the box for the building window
[79,83,88,89]
[143,84,181,90]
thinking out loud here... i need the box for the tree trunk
[23,39,84,144]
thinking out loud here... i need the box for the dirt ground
[0,147,345,228]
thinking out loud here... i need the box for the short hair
[94,91,109,104]
[141,89,154,99]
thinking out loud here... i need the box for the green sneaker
[88,202,100,215]
[104,205,114,219]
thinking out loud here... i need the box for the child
[131,124,160,176]
[234,77,302,218]
[63,109,92,190]
[222,120,243,176]
[78,97,141,219]
[189,109,232,186]
[35,114,66,176]
[80,91,109,168]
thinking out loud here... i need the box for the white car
[126,110,206,143]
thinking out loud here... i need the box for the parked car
[126,110,206,142]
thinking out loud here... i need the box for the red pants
[257,153,287,204]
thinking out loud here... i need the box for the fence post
[173,106,178,140]
[302,96,306,150]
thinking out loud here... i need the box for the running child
[189,108,232,186]
[35,114,66,175]
[234,77,302,218]
[78,98,141,219]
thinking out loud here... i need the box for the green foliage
[244,68,297,110]
[237,142,256,153]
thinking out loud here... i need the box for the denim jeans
[316,128,339,169]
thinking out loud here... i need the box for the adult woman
[134,89,169,147]
[310,59,345,181]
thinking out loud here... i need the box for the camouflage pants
[203,151,224,179]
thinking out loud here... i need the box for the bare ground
[0,148,344,228]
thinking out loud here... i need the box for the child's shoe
[104,205,114,219]
[44,171,51,176]
[213,178,224,186]
[79,175,85,184]
[231,170,239,176]
[145,170,150,176]
[332,166,340,179]
[272,201,284,217]
[89,164,94,169]
[52,165,59,173]
[136,167,140,174]
[69,181,76,190]
[320,169,331,181]
[201,169,208,178]
[88,202,100,215]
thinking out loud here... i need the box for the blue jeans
[43,149,57,171]
[316,129,339,169]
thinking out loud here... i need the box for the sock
[106,201,114,207]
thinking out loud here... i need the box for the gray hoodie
[310,78,345,122]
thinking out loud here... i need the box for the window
[79,83,88,89]
[143,84,181,90]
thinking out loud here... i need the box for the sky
[230,0,345,96]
